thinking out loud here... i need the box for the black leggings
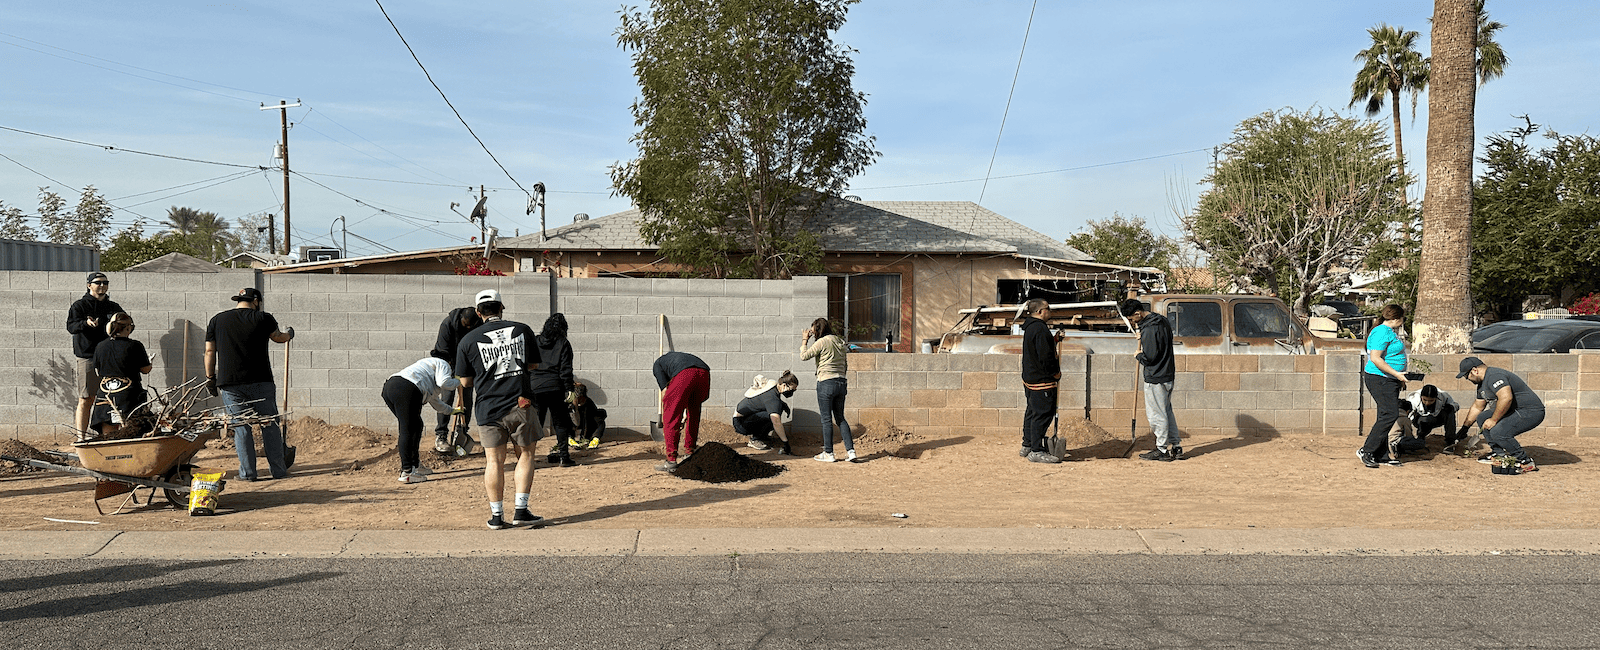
[1361,373,1403,459]
[382,376,424,472]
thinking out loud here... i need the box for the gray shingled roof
[124,252,223,273]
[497,198,1087,260]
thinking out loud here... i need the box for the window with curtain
[826,274,901,345]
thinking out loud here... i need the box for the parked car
[1470,318,1600,353]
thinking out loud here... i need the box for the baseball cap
[1456,356,1485,379]
[86,272,108,283]
[475,289,502,306]
[230,287,264,302]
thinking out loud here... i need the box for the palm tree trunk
[1413,0,1477,352]
[1389,87,1406,183]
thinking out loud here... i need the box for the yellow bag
[188,469,226,516]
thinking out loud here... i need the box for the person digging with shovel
[205,287,295,482]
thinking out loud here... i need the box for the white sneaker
[410,465,433,476]
[398,470,427,484]
[814,452,836,463]
[846,449,857,462]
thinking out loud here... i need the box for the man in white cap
[454,289,544,530]
[1457,356,1545,472]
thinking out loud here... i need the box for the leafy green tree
[70,185,113,248]
[611,0,879,278]
[1185,108,1408,315]
[234,212,277,254]
[0,201,35,241]
[101,221,200,271]
[1065,214,1179,270]
[1349,23,1428,184]
[1470,119,1600,318]
[37,188,70,244]
[161,205,238,261]
[1473,0,1509,85]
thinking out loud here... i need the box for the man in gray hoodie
[1123,298,1182,461]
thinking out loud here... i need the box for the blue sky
[2,1,1596,258]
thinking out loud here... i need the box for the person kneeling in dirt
[1387,400,1431,459]
[733,372,797,457]
[568,383,607,449]
[382,352,463,484]
[1407,384,1461,450]
[88,313,153,440]
[1458,357,1545,473]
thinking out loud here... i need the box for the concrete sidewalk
[3,528,1598,560]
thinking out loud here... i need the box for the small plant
[1409,358,1433,374]
[1571,292,1600,316]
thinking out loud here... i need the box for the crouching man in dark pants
[1406,384,1460,449]
[1019,299,1062,463]
[1458,357,1545,473]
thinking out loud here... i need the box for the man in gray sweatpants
[1123,299,1182,461]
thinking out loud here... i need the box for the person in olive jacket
[66,272,125,435]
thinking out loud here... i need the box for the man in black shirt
[66,272,124,434]
[1019,299,1061,463]
[431,306,482,452]
[1124,298,1183,461]
[454,289,543,530]
[205,287,294,481]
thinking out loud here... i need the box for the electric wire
[121,170,259,208]
[0,124,263,169]
[374,0,538,203]
[301,107,467,186]
[0,151,148,222]
[110,171,256,201]
[979,0,1037,205]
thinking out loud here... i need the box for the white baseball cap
[475,289,502,306]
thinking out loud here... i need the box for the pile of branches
[82,377,282,443]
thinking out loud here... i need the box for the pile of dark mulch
[0,439,55,475]
[671,441,784,483]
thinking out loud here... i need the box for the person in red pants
[651,351,710,471]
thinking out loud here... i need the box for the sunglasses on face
[89,281,109,286]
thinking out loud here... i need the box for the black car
[1471,318,1600,353]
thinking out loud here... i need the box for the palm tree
[161,206,209,235]
[1474,0,1509,85]
[1413,0,1478,351]
[1349,24,1429,184]
[163,206,238,260]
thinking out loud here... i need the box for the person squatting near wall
[205,287,295,482]
[801,317,854,463]
[733,372,796,457]
[66,272,125,436]
[1018,299,1063,464]
[454,289,544,530]
[568,382,606,449]
[382,353,462,484]
[1458,356,1545,473]
[431,305,482,453]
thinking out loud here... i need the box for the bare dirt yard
[2,416,1594,531]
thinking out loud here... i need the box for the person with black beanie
[529,313,578,467]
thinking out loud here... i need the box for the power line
[120,171,260,208]
[0,151,149,221]
[855,148,1212,191]
[0,124,263,169]
[374,0,537,202]
[110,171,256,201]
[979,0,1037,205]
[0,30,287,100]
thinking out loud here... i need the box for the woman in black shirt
[733,371,798,456]
[89,313,153,439]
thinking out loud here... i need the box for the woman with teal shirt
[1359,304,1410,468]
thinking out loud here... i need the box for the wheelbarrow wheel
[162,466,193,510]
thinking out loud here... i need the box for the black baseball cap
[1456,356,1485,379]
[86,272,108,283]
[230,287,264,302]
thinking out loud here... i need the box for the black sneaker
[546,452,561,464]
[558,455,578,468]
[487,514,515,530]
[1163,446,1184,461]
[1139,448,1171,461]
[512,508,543,526]
[1357,450,1379,468]
[1385,457,1403,466]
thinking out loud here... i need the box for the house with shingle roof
[269,197,1160,350]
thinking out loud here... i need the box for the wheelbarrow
[1,429,222,515]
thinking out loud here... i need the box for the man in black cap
[66,272,124,435]
[431,305,482,453]
[1456,356,1545,472]
[205,287,295,481]
[1123,298,1182,461]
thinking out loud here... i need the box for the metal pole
[260,100,300,256]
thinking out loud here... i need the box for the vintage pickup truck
[937,294,1369,355]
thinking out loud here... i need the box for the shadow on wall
[156,318,206,388]
[27,351,77,413]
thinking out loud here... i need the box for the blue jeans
[221,381,286,479]
[817,378,853,454]
[1143,381,1180,449]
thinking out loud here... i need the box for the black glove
[205,377,218,397]
[284,326,295,340]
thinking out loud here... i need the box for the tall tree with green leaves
[1065,214,1179,270]
[161,205,238,260]
[70,185,113,248]
[37,188,70,244]
[101,221,201,271]
[0,201,35,241]
[1186,109,1408,316]
[1413,0,1479,352]
[1349,23,1429,184]
[1473,0,1509,85]
[611,0,879,278]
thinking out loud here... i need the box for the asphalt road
[3,554,1598,649]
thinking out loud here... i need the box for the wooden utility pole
[261,100,300,255]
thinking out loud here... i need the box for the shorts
[76,358,99,400]
[473,407,538,449]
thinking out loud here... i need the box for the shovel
[1118,311,1141,458]
[281,338,297,469]
[1044,415,1067,460]
[649,314,666,442]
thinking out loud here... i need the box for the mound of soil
[671,441,784,483]
[0,439,54,475]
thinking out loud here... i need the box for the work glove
[205,378,218,397]
[284,326,295,340]
[565,390,575,404]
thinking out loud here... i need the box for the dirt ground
[2,416,1595,531]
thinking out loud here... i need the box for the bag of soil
[188,469,226,515]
